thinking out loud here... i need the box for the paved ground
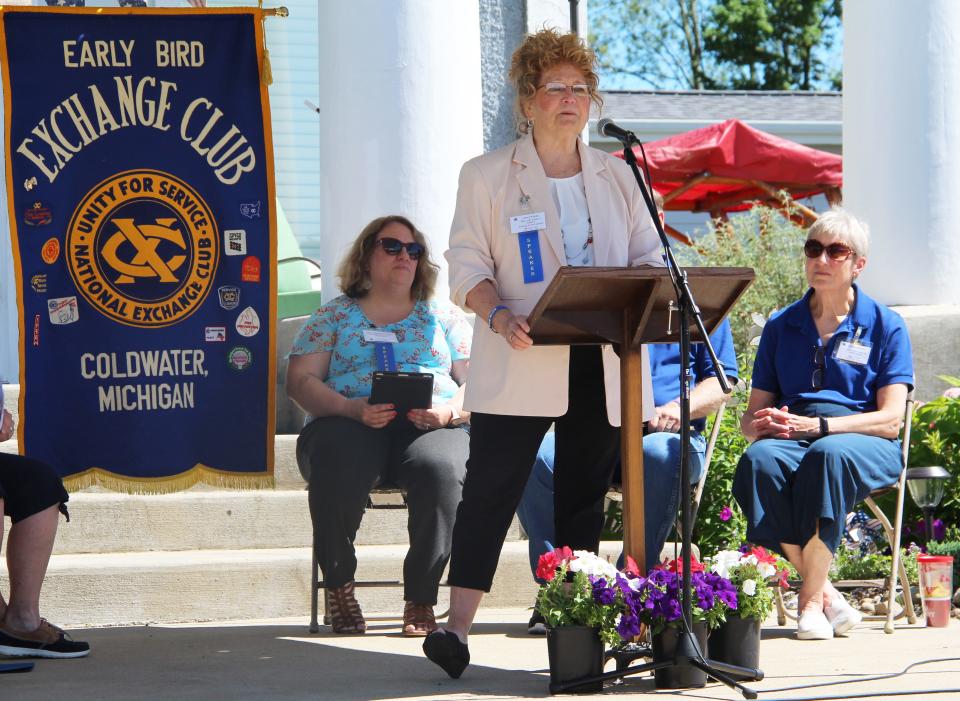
[2,608,959,700]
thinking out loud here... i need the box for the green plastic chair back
[276,198,322,319]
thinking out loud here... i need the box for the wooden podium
[526,266,754,573]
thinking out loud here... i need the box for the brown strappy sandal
[402,601,438,637]
[327,582,366,634]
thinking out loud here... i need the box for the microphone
[597,117,637,143]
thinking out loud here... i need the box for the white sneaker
[797,610,834,640]
[824,595,863,636]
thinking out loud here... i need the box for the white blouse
[548,173,594,267]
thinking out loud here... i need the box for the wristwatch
[819,416,830,437]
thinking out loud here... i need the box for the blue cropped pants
[732,434,902,555]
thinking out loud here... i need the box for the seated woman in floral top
[286,215,471,637]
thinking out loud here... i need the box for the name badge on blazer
[510,212,546,233]
[510,212,546,284]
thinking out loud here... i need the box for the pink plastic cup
[917,555,954,628]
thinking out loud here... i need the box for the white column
[316,1,483,303]
[844,0,960,305]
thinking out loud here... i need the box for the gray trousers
[297,416,468,604]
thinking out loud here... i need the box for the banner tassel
[259,1,273,85]
[261,46,273,86]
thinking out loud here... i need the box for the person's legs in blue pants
[517,431,707,575]
[641,431,706,567]
[516,433,556,583]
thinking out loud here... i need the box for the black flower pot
[651,622,709,689]
[709,614,762,676]
[545,625,604,694]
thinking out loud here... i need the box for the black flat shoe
[422,629,470,679]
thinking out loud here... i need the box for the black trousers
[298,416,468,604]
[448,346,621,591]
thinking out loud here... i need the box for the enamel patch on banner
[65,170,219,328]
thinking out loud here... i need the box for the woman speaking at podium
[423,28,661,678]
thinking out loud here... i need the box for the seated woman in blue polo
[734,208,913,642]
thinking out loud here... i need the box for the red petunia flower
[623,554,641,577]
[750,546,778,565]
[535,546,575,581]
[661,556,705,574]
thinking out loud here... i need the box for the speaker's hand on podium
[495,313,532,351]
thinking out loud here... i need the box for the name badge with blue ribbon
[510,212,547,285]
[363,329,399,371]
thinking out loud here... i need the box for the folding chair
[774,392,918,634]
[309,484,410,633]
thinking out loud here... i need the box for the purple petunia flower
[720,506,733,522]
[592,578,617,605]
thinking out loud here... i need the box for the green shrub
[692,399,749,553]
[830,543,920,586]
[676,205,808,350]
[907,381,960,537]
[926,540,960,585]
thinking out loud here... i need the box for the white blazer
[446,133,663,424]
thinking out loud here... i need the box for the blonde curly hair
[337,215,439,300]
[509,28,603,135]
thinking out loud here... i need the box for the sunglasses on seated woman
[375,237,424,259]
[803,239,854,261]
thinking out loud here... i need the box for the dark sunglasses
[804,239,854,261]
[375,237,424,259]
[812,345,825,390]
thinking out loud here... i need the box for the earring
[526,118,534,129]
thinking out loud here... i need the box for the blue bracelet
[487,304,509,332]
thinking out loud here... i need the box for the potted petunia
[633,556,738,689]
[706,546,789,670]
[535,547,643,693]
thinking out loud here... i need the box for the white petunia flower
[757,562,776,579]
[742,579,757,596]
[709,550,743,579]
[568,551,619,579]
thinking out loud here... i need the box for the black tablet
[370,372,434,416]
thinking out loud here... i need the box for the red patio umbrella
[615,119,842,244]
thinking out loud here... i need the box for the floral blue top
[290,296,472,407]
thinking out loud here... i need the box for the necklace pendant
[519,194,531,209]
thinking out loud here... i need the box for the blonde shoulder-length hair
[337,215,440,300]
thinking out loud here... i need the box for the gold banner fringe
[63,465,275,495]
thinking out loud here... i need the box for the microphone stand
[551,136,761,697]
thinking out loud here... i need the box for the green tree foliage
[704,0,841,90]
[591,0,714,89]
[590,0,842,91]
[675,205,807,352]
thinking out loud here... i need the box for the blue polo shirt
[649,318,739,432]
[751,285,914,414]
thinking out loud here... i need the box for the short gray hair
[807,208,870,259]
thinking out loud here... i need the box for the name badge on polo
[835,340,871,365]
[510,212,546,284]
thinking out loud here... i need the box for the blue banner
[1,8,276,491]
